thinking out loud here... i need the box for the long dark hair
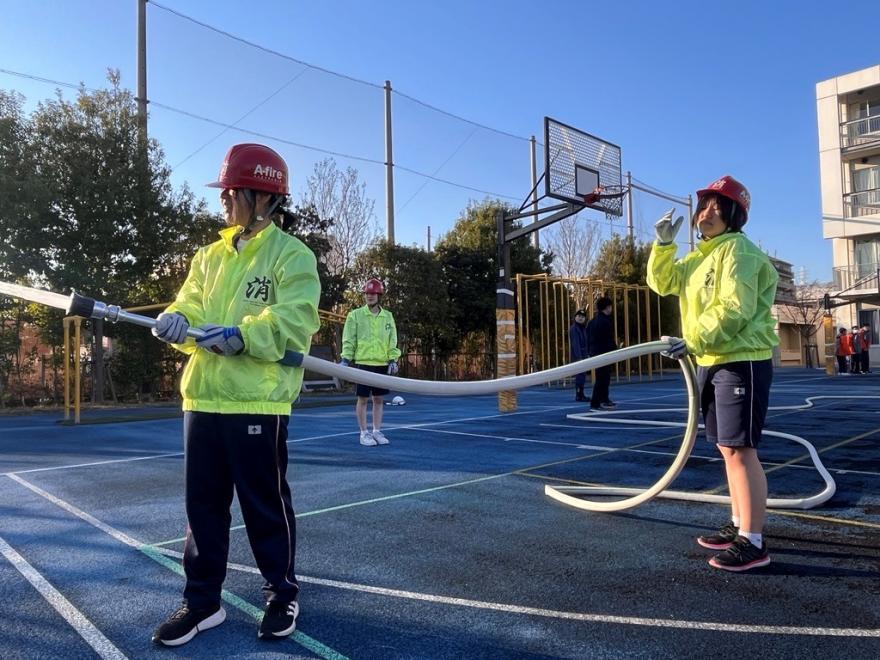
[692,193,746,236]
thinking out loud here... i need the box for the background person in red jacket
[835,327,852,375]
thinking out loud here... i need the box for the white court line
[5,474,346,660]
[9,458,880,639]
[8,474,142,548]
[539,423,880,475]
[289,404,584,443]
[423,427,679,451]
[0,425,64,433]
[0,533,128,659]
[150,546,880,638]
[5,452,183,476]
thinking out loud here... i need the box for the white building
[816,64,880,359]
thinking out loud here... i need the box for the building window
[854,237,880,279]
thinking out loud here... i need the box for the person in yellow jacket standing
[341,278,402,446]
[647,175,777,573]
[150,144,320,646]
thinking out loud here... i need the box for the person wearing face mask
[150,144,320,646]
[340,278,402,446]
[647,175,778,573]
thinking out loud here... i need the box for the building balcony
[832,262,880,296]
[843,187,880,218]
[841,114,880,152]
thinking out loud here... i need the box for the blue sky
[1,0,877,282]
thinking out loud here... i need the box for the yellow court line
[765,509,880,530]
[763,425,880,476]
[703,424,880,496]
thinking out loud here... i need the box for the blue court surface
[1,368,879,659]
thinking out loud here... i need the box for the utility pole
[384,80,395,244]
[136,0,148,142]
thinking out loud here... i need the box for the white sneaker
[372,430,390,445]
[359,430,377,446]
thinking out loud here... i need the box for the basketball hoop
[582,184,630,220]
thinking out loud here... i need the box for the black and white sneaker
[151,602,226,646]
[258,600,299,640]
[697,522,738,550]
[709,536,770,572]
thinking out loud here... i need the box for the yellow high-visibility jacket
[647,232,778,367]
[165,222,321,414]
[341,305,402,366]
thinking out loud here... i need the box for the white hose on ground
[544,397,845,512]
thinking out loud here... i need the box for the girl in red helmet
[151,144,320,645]
[340,278,402,446]
[647,175,778,573]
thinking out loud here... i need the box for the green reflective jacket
[165,222,321,414]
[647,232,778,367]
[341,305,402,366]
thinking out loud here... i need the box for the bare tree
[302,158,379,277]
[546,214,600,280]
[777,282,832,368]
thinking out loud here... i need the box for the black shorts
[355,364,389,398]
[697,360,772,448]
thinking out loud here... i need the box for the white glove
[387,360,399,375]
[660,335,688,360]
[152,312,189,344]
[654,208,684,245]
[196,324,245,356]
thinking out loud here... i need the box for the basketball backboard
[544,117,623,217]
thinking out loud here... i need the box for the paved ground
[1,368,879,659]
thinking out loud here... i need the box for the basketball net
[582,185,629,222]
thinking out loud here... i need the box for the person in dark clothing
[861,324,872,373]
[569,309,589,402]
[586,296,618,411]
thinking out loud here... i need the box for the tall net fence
[0,0,698,406]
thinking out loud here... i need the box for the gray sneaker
[359,430,377,446]
[371,430,390,445]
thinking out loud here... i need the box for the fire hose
[0,282,835,513]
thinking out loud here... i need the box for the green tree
[282,202,345,311]
[590,234,680,354]
[25,71,212,304]
[590,234,651,285]
[0,74,228,401]
[435,199,551,353]
[0,90,46,281]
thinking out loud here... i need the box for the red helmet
[696,175,750,221]
[206,143,289,195]
[362,278,385,295]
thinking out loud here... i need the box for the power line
[398,126,480,213]
[0,67,87,92]
[151,101,519,199]
[171,67,310,170]
[149,1,535,144]
[631,175,688,202]
[148,1,381,90]
[391,90,530,143]
[0,67,520,201]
